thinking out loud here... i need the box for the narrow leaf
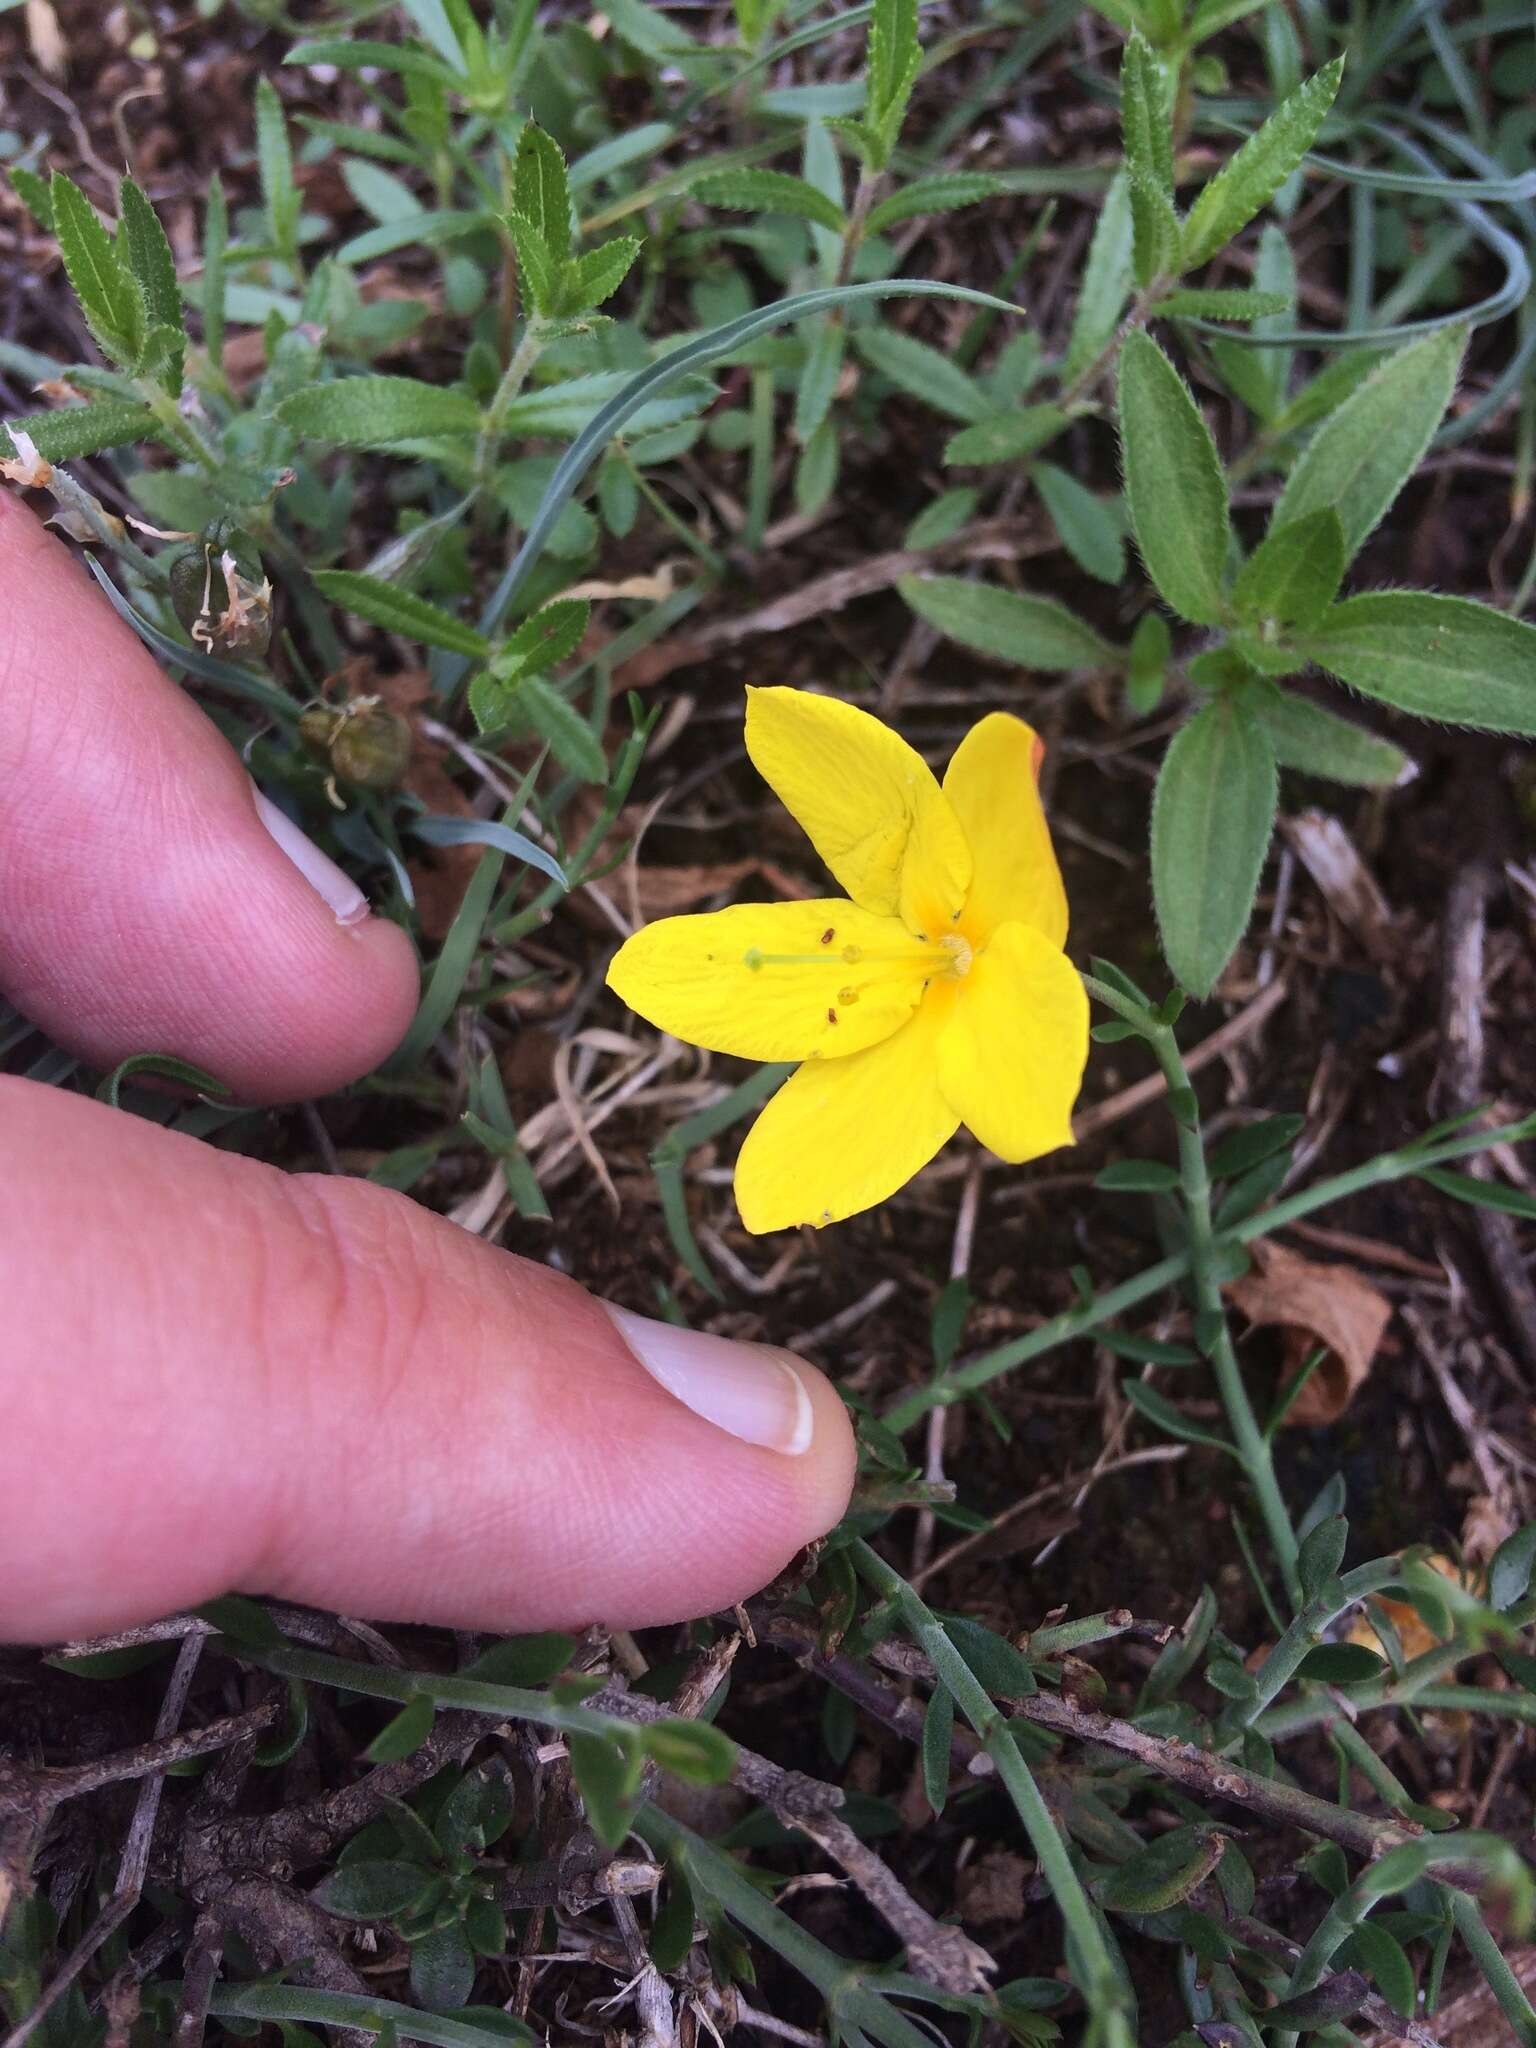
[312,570,490,656]
[1117,331,1231,626]
[1271,326,1463,563]
[49,172,144,365]
[921,1684,953,1815]
[2,401,157,463]
[1120,33,1174,199]
[1232,508,1345,633]
[498,598,591,679]
[202,175,228,376]
[1159,287,1291,320]
[1151,698,1277,997]
[1063,169,1133,381]
[278,375,482,446]
[505,212,558,316]
[694,168,846,233]
[854,327,992,423]
[254,75,300,263]
[944,403,1068,464]
[864,172,1011,235]
[512,124,571,259]
[1034,462,1124,584]
[1298,591,1536,735]
[1180,57,1344,271]
[117,178,183,391]
[1123,1380,1233,1452]
[898,573,1116,671]
[517,677,608,780]
[1253,686,1411,787]
[561,235,642,314]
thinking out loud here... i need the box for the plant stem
[476,314,548,492]
[851,1541,1135,2046]
[1450,1890,1536,2044]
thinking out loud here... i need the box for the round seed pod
[168,546,214,636]
[329,701,413,791]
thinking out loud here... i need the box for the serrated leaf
[864,172,1011,235]
[10,166,53,230]
[314,1860,438,1921]
[854,326,992,423]
[1033,462,1124,583]
[1,401,158,463]
[898,574,1116,671]
[560,234,641,314]
[1120,34,1174,199]
[50,172,145,367]
[1099,1825,1226,1913]
[254,76,300,264]
[1179,57,1344,271]
[1253,686,1411,787]
[117,179,183,392]
[694,168,845,233]
[496,598,591,680]
[1232,508,1345,634]
[1272,326,1464,564]
[1298,591,1536,735]
[944,403,1068,464]
[795,315,846,441]
[1129,176,1182,289]
[312,569,490,655]
[868,0,921,155]
[504,212,558,317]
[1159,287,1291,320]
[1118,331,1231,626]
[1064,169,1133,381]
[1151,698,1277,998]
[513,124,572,260]
[1124,1380,1233,1452]
[278,375,481,446]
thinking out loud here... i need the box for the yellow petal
[943,712,1068,948]
[607,899,932,1062]
[746,686,971,937]
[937,921,1087,1163]
[736,984,961,1231]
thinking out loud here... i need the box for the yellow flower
[607,687,1089,1232]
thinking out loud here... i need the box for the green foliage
[897,575,1115,671]
[1179,57,1344,271]
[1117,332,1230,626]
[1300,592,1536,733]
[1151,697,1277,998]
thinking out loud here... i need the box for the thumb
[0,1081,855,1643]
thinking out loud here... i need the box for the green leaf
[312,570,490,655]
[794,417,839,515]
[1419,1165,1536,1219]
[1296,1642,1386,1682]
[254,76,300,264]
[1117,331,1231,626]
[854,326,992,423]
[512,124,572,260]
[694,168,845,233]
[364,1694,437,1763]
[1179,57,1344,272]
[409,1921,476,2011]
[1206,1656,1258,1699]
[1151,698,1277,998]
[10,165,53,230]
[504,212,558,316]
[1298,1514,1348,1600]
[945,1616,1036,1697]
[1127,611,1169,713]
[314,1860,439,1921]
[1121,33,1174,198]
[1063,169,1133,382]
[898,574,1116,671]
[1,401,158,463]
[1033,462,1124,584]
[1271,327,1464,564]
[1159,287,1291,320]
[496,599,591,681]
[1298,591,1536,735]
[1125,1381,1232,1452]
[560,234,641,314]
[867,0,921,156]
[1232,508,1345,634]
[515,676,607,780]
[1098,1826,1227,1913]
[1490,1523,1536,1612]
[49,172,145,367]
[568,1731,643,1849]
[1339,1923,1415,2020]
[905,486,977,550]
[202,175,228,376]
[278,375,482,447]
[1253,686,1411,787]
[921,1684,954,1815]
[117,178,183,392]
[1098,1329,1201,1366]
[1129,178,1182,290]
[459,1632,576,1687]
[864,172,1011,235]
[795,315,846,441]
[650,1864,696,1972]
[1095,1160,1180,1192]
[944,403,1069,464]
[1209,1114,1303,1180]
[643,1719,736,1786]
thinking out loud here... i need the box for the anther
[827,1008,839,1025]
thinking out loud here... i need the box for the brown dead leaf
[1228,1241,1392,1426]
[956,1853,1030,1926]
[1347,1554,1481,1662]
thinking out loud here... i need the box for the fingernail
[253,790,369,928]
[604,1306,815,1455]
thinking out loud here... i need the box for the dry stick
[2,1634,208,2048]
[1437,863,1536,1379]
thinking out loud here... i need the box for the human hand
[0,495,854,1644]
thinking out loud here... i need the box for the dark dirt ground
[3,3,1536,2042]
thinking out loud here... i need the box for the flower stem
[851,1540,1136,2046]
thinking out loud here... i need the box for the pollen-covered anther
[940,933,974,976]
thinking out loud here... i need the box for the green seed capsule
[169,547,213,635]
[329,701,413,790]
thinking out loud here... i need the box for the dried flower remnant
[607,687,1088,1231]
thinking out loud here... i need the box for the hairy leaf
[279,375,482,446]
[1179,57,1344,271]
[312,570,490,655]
[1253,685,1410,786]
[1299,590,1536,734]
[898,573,1116,670]
[694,167,845,233]
[1117,332,1231,625]
[1151,698,1277,996]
